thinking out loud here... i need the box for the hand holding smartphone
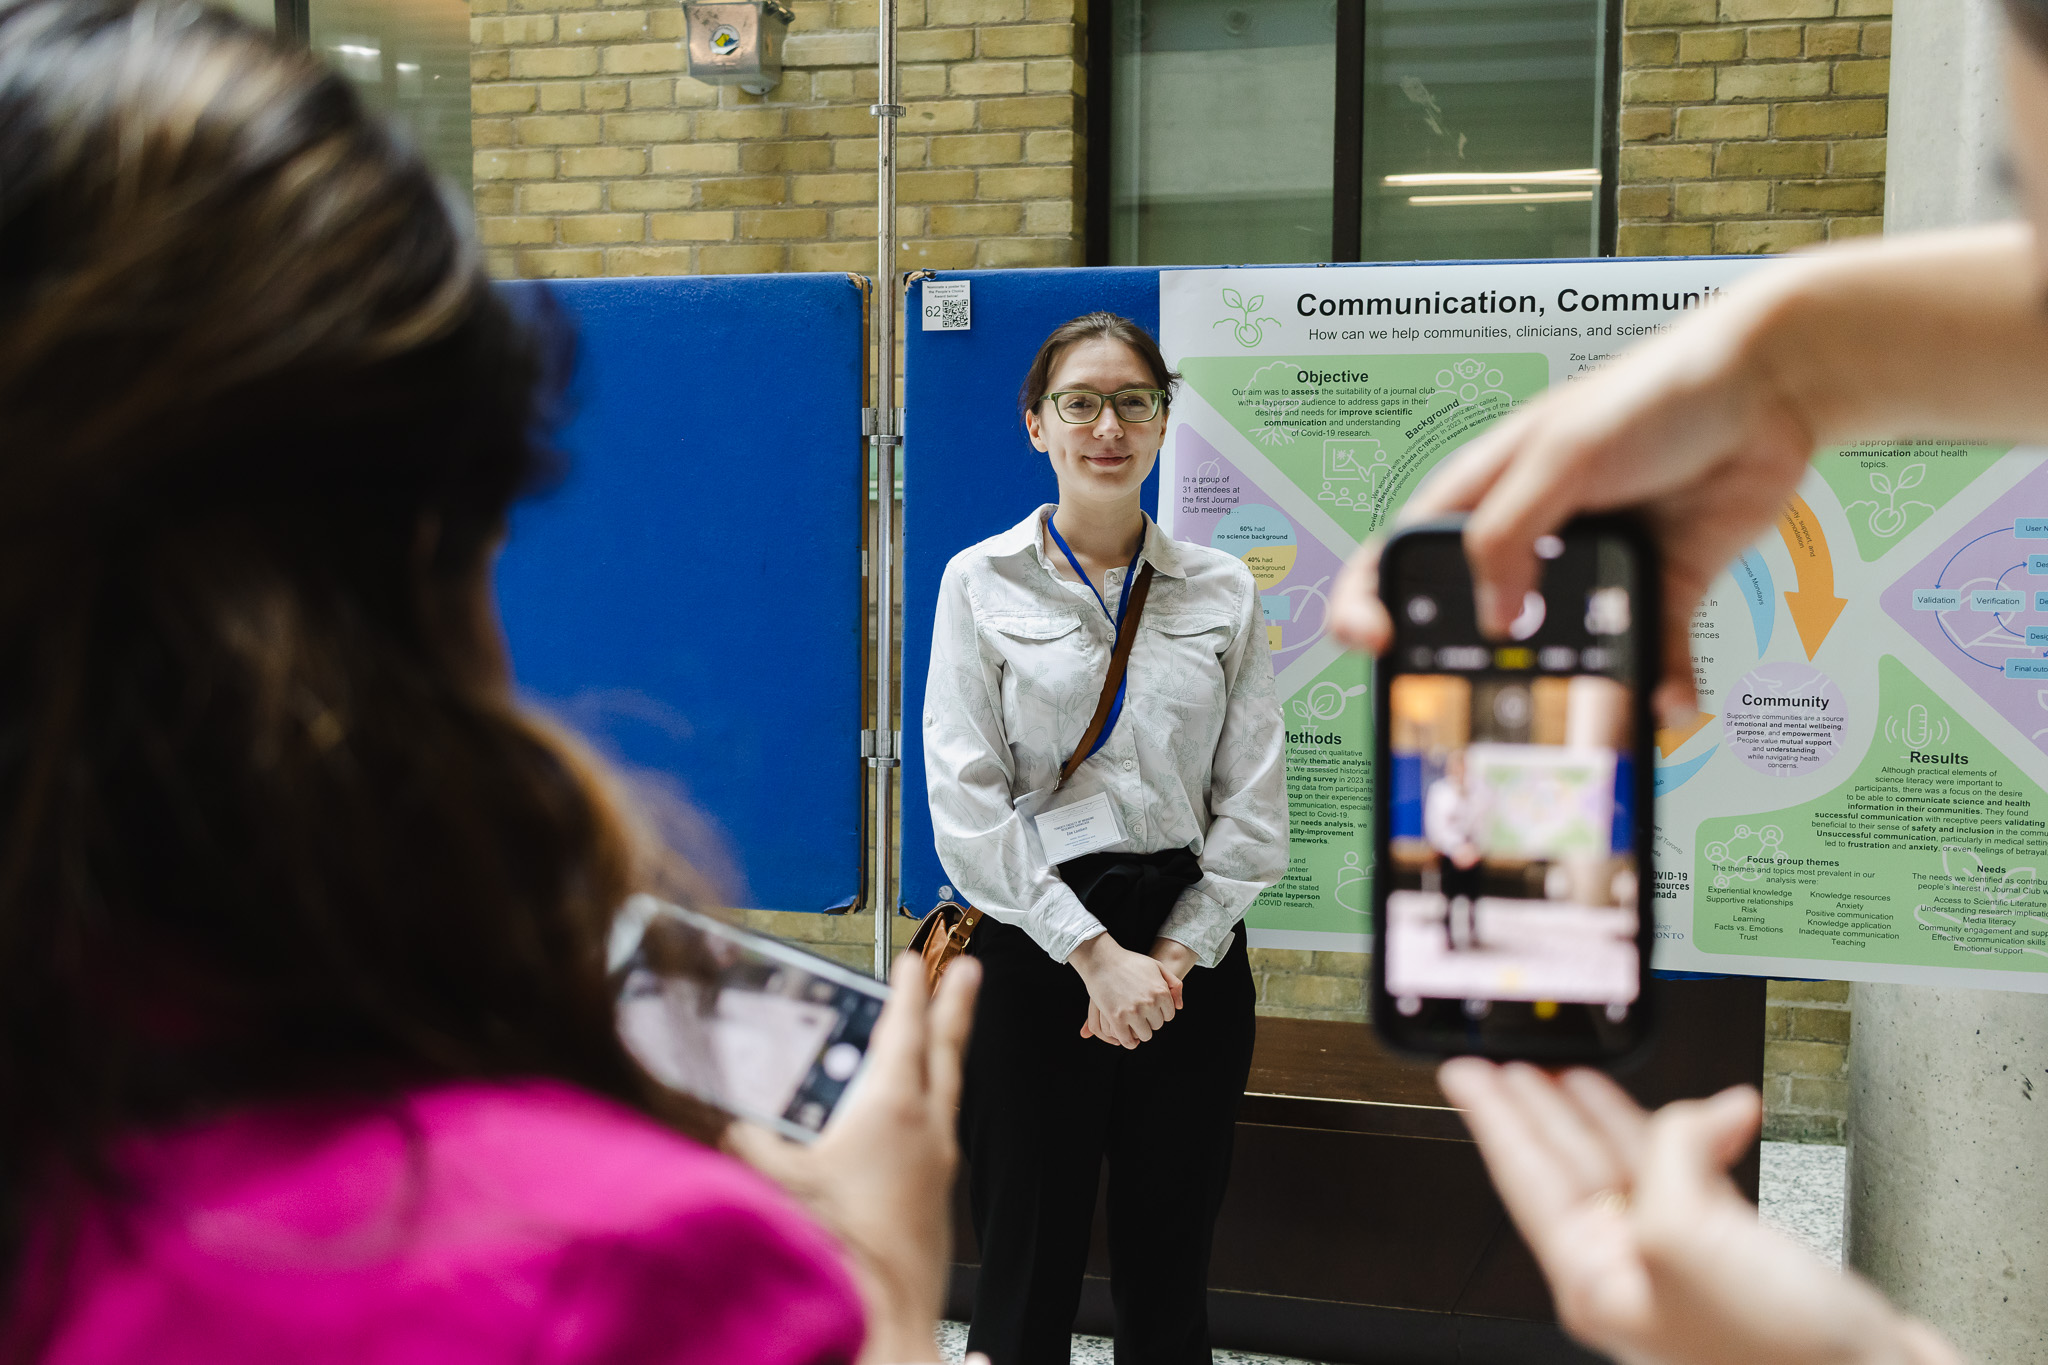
[610,895,889,1140]
[1372,518,1658,1064]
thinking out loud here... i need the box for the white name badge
[1032,791,1126,864]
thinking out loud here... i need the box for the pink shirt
[11,1080,866,1365]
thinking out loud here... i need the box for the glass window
[309,0,472,195]
[1109,0,1337,266]
[1360,0,1603,261]
[1104,0,1609,266]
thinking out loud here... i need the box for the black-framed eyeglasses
[1043,388,1167,424]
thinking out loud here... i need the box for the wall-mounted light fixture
[684,2,795,96]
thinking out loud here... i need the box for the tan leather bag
[912,562,1156,992]
[907,899,984,994]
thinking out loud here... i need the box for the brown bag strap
[1056,561,1154,790]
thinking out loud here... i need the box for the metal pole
[869,0,902,978]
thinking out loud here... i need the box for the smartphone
[609,895,888,1141]
[1371,517,1657,1063]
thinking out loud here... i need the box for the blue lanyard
[1046,516,1144,762]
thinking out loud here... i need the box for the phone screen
[611,897,887,1141]
[1374,521,1655,1061]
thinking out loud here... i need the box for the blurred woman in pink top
[0,2,978,1361]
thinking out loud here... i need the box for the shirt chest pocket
[1133,611,1236,728]
[981,611,1090,698]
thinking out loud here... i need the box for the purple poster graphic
[1172,428,1347,666]
[1880,460,2048,751]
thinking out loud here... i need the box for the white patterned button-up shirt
[922,505,1290,969]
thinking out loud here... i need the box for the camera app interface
[617,909,884,1139]
[1385,535,1641,1020]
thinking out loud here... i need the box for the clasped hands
[1069,933,1197,1048]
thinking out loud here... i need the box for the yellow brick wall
[469,0,1085,278]
[1764,979,1851,1141]
[1617,0,1890,256]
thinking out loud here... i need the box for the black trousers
[959,849,1256,1365]
[1439,855,1484,949]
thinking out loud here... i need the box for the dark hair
[1017,311,1180,422]
[2012,0,2048,51]
[0,0,710,1292]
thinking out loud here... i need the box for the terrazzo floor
[936,1139,1848,1364]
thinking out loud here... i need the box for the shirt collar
[990,505,1190,581]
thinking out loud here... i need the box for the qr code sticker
[922,280,970,332]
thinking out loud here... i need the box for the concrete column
[1849,8,2048,1362]
[1846,989,2048,1361]
[1882,0,2016,231]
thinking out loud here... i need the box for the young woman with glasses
[922,313,1290,1363]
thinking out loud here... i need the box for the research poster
[1161,261,2048,992]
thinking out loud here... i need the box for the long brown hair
[0,0,707,1281]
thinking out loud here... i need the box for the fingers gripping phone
[1372,518,1658,1063]
[609,895,889,1141]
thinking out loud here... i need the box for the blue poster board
[496,274,866,913]
[900,269,1162,914]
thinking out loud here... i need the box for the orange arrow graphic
[1777,494,1847,659]
[1656,711,1715,759]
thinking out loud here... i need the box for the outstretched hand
[1437,1059,1960,1365]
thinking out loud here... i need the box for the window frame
[1084,0,1623,266]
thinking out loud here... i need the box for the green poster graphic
[1255,650,1374,935]
[1179,353,1549,541]
[1163,262,1772,953]
[1167,261,2048,988]
[1168,354,1546,941]
[1695,656,2048,971]
[1813,442,2012,562]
